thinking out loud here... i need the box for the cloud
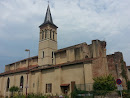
[0,0,130,72]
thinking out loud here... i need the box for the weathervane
[48,0,49,5]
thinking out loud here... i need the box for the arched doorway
[20,76,24,91]
[6,78,10,91]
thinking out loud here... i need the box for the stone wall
[107,52,128,89]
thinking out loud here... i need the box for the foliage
[117,90,130,98]
[9,86,19,97]
[93,74,116,91]
[71,86,93,98]
[93,74,116,96]
[121,60,128,82]
[127,81,130,90]
[122,90,130,98]
[9,86,19,93]
[11,93,69,98]
[27,93,45,98]
[13,94,25,98]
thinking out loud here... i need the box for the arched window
[52,52,54,64]
[53,31,55,40]
[85,55,88,58]
[50,30,52,39]
[6,78,10,91]
[52,51,54,58]
[42,31,44,39]
[45,29,47,39]
[43,51,44,58]
[20,76,24,89]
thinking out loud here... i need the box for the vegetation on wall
[121,60,128,82]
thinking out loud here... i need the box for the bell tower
[38,5,58,66]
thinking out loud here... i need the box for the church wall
[91,40,108,78]
[0,72,29,97]
[55,45,86,65]
[24,63,93,95]
[29,71,41,94]
[81,44,91,58]
[91,40,106,58]
[66,48,75,62]
[5,57,38,72]
[127,68,130,81]
[107,52,128,89]
[41,68,61,95]
[0,76,4,96]
[84,63,94,91]
[60,63,93,94]
[55,51,67,64]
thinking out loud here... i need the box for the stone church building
[0,5,128,97]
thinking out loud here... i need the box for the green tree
[93,74,116,96]
[9,86,19,97]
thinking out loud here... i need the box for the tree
[9,86,19,97]
[93,74,116,96]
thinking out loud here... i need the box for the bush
[9,86,19,97]
[93,74,116,96]
[71,86,94,98]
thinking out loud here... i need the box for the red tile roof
[60,84,70,87]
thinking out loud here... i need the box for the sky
[0,0,130,73]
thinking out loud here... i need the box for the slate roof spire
[44,5,53,24]
[39,4,58,28]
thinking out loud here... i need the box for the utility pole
[25,49,30,98]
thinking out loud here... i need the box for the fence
[76,83,93,91]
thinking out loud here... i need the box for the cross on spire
[48,0,49,5]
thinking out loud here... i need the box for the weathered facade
[127,66,130,81]
[0,5,128,97]
[107,52,128,89]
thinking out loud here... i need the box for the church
[0,5,128,97]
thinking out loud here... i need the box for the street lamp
[25,49,30,98]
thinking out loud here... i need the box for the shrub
[9,86,19,97]
[93,74,116,96]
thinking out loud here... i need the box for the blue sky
[0,0,130,73]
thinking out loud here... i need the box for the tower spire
[39,4,58,28]
[44,5,53,24]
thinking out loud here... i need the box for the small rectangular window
[52,52,54,58]
[52,59,53,64]
[21,60,26,64]
[46,83,52,93]
[75,48,80,60]
[43,51,44,58]
[45,30,47,39]
[42,31,44,39]
[50,30,52,39]
[53,32,54,40]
